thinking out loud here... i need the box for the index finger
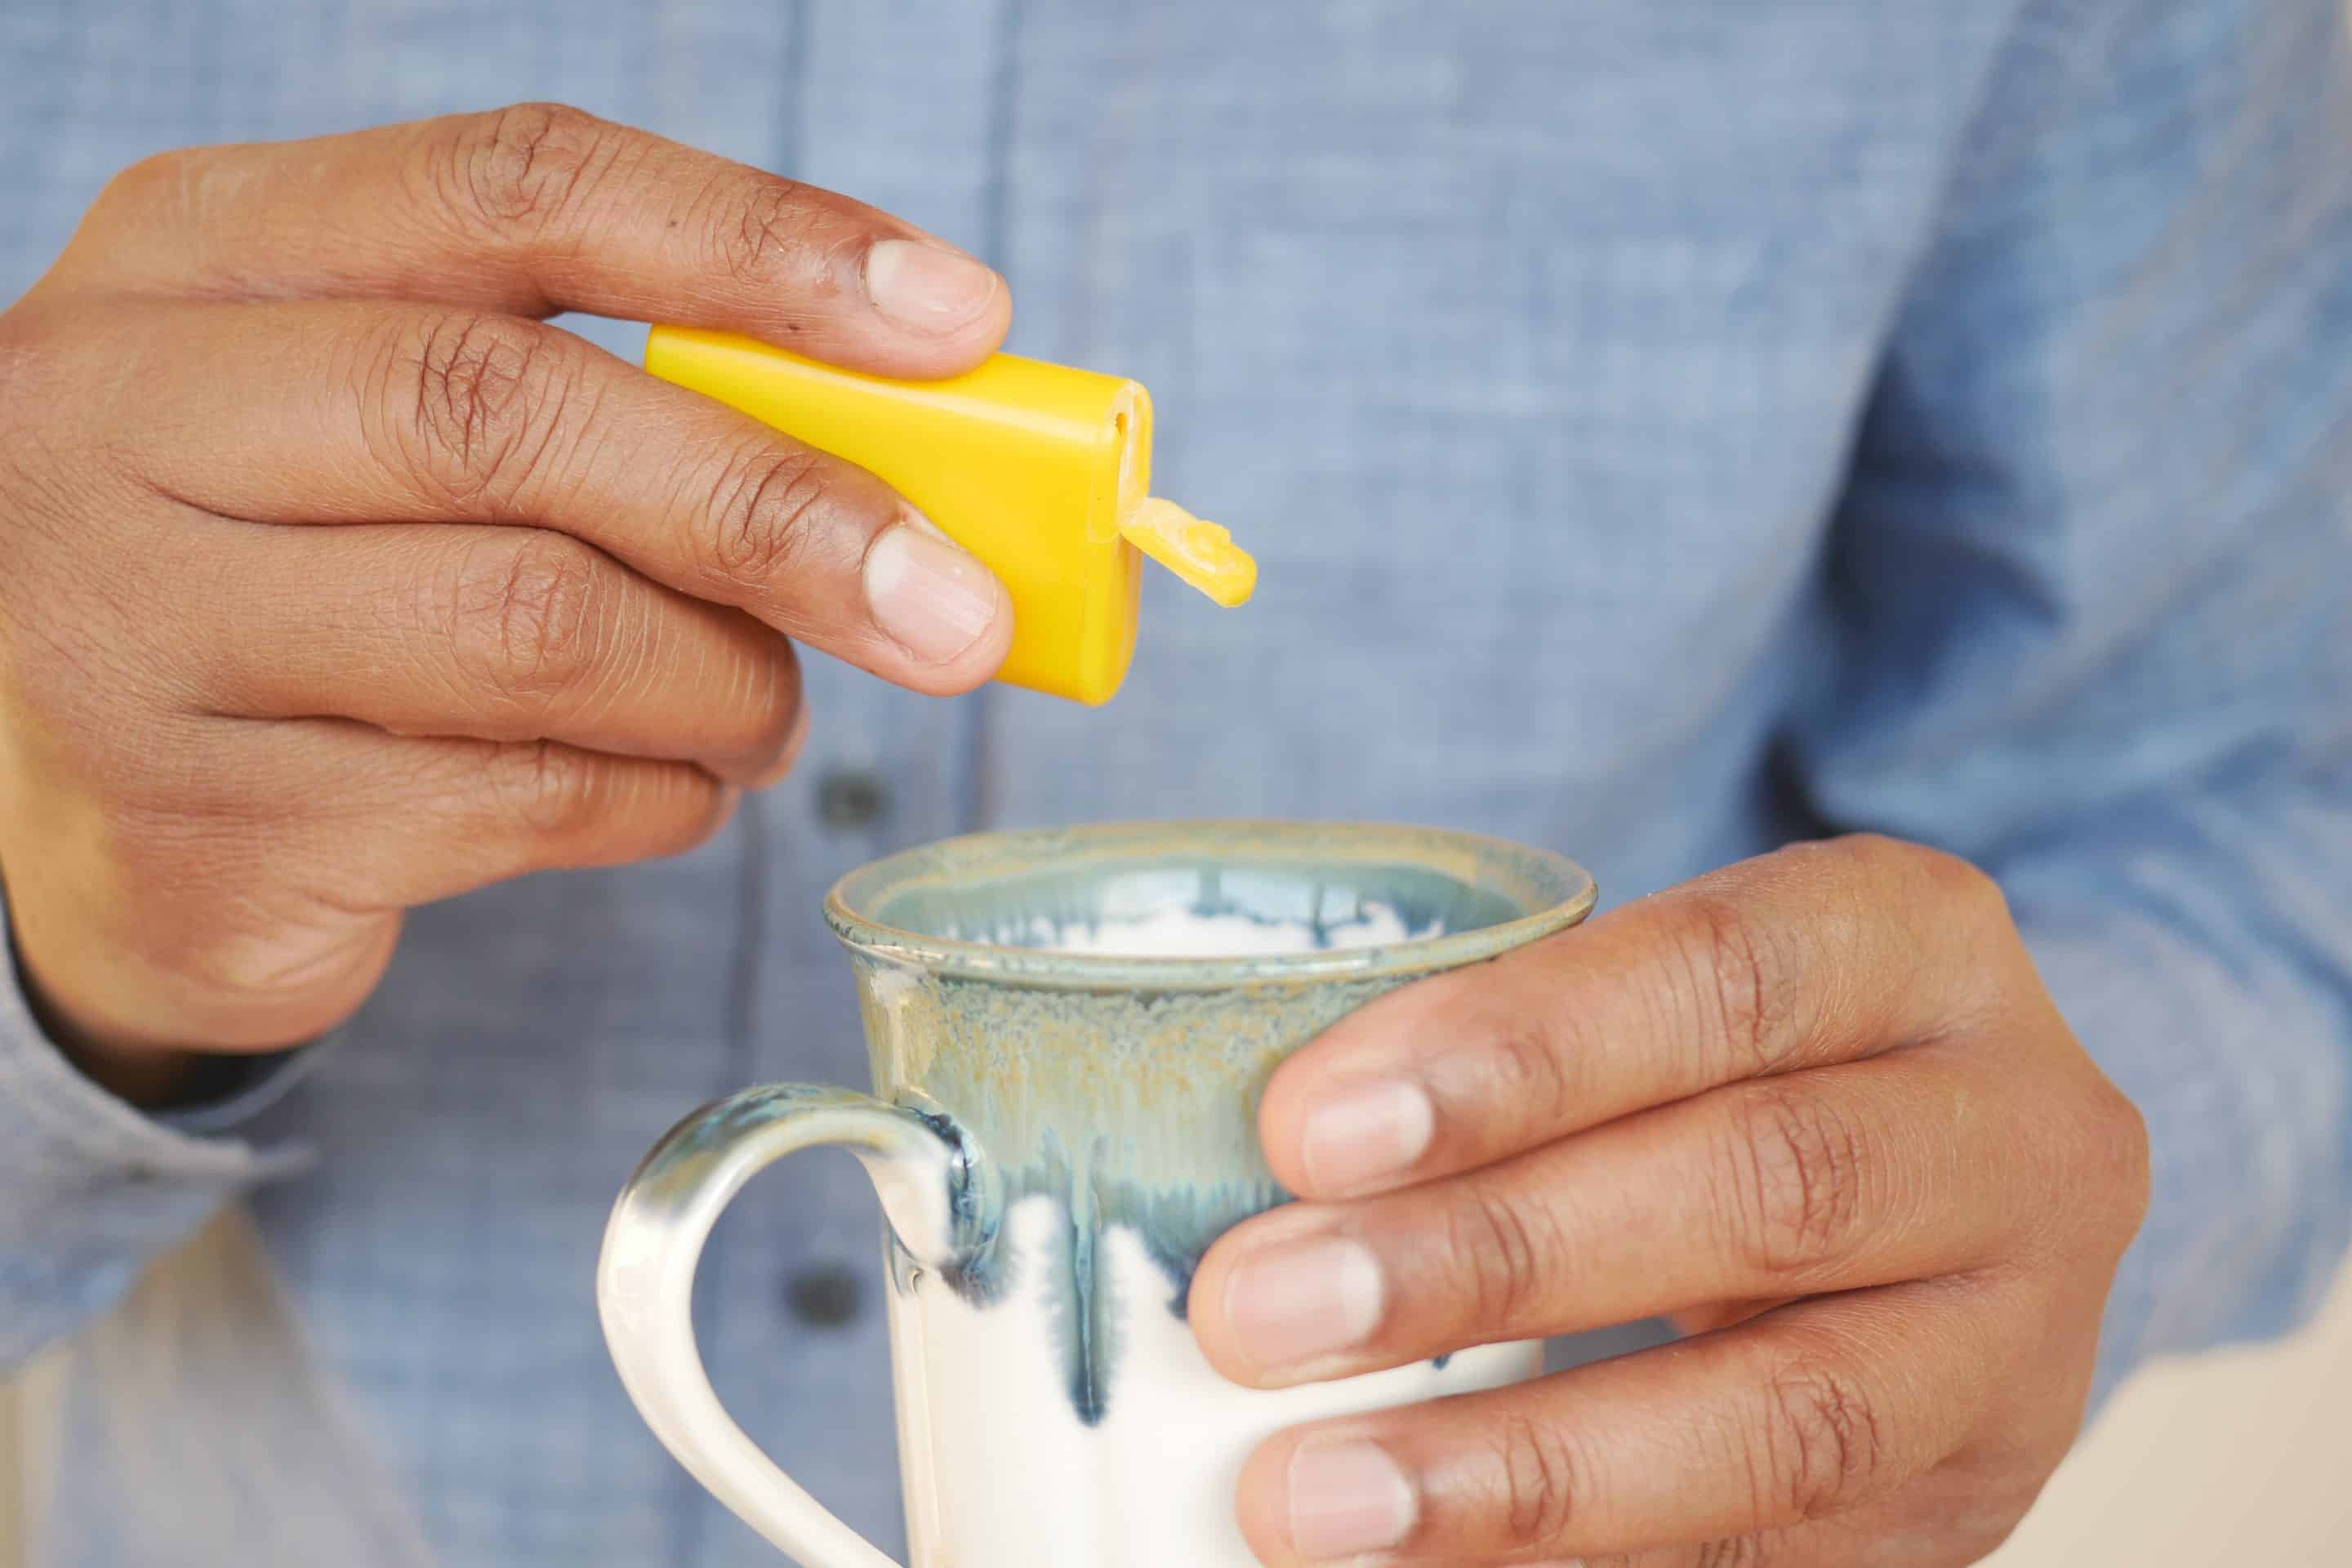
[1260,835,2024,1200]
[105,298,1014,694]
[49,103,1008,379]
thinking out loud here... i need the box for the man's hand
[0,105,1015,1097]
[1191,835,2149,1566]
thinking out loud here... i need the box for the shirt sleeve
[1793,0,2352,1409]
[0,889,314,1367]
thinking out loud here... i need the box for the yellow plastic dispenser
[644,326,1256,706]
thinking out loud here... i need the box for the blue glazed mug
[598,821,1597,1568]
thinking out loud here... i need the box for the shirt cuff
[154,1044,327,1137]
[0,890,312,1363]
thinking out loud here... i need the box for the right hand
[0,104,1016,1099]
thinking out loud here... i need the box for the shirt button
[784,1263,866,1328]
[814,768,891,831]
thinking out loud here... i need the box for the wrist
[2,895,218,1107]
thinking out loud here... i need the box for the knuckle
[1891,835,2010,925]
[88,148,201,229]
[1755,1357,1887,1524]
[701,445,833,588]
[1692,1535,1775,1568]
[2078,1078,2153,1242]
[1724,1083,1869,1280]
[1478,1009,1581,1135]
[448,533,607,708]
[488,739,606,838]
[438,102,610,231]
[397,311,571,506]
[713,174,829,288]
[1442,1177,1559,1332]
[1493,1412,1586,1547]
[1833,832,2010,931]
[2109,1087,2153,1219]
[1677,890,1799,1078]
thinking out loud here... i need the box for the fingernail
[1302,1079,1434,1195]
[1287,1438,1417,1561]
[1223,1234,1384,1373]
[864,520,1005,664]
[864,238,1000,335]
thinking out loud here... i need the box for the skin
[0,104,1015,1098]
[1191,835,2150,1566]
[0,105,2150,1568]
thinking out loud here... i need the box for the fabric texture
[2,0,2347,1562]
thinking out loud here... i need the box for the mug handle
[598,1085,1000,1568]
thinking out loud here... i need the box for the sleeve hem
[0,898,311,1183]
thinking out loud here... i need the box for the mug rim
[823,818,1598,990]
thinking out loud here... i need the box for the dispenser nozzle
[1120,497,1258,608]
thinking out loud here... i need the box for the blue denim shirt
[3,1,2349,1563]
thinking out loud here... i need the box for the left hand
[1190,835,2150,1566]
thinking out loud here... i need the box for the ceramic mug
[598,821,1597,1567]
